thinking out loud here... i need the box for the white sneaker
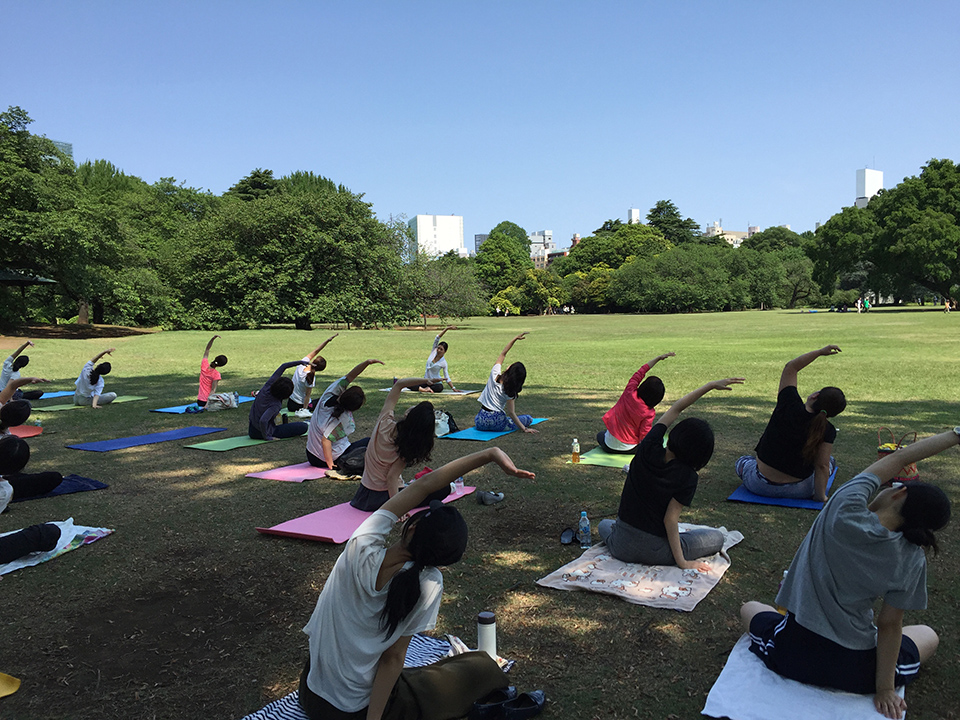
[295,408,312,418]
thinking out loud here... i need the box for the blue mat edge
[150,396,255,413]
[10,474,108,502]
[67,426,227,452]
[726,466,837,510]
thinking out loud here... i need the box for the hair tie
[820,409,828,416]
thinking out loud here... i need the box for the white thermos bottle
[477,611,497,660]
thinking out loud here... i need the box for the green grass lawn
[2,308,959,719]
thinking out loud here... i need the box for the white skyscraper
[855,169,883,209]
[408,215,466,257]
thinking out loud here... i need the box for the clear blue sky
[4,1,958,248]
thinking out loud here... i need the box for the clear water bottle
[34,417,42,428]
[454,476,465,494]
[571,438,580,463]
[578,511,591,549]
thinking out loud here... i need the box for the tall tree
[225,168,281,202]
[488,220,530,251]
[551,222,671,277]
[645,200,700,245]
[474,231,534,294]
[739,225,804,253]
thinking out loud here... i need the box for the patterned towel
[536,523,743,612]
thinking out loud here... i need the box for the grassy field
[2,309,959,720]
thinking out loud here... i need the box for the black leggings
[0,523,61,564]
[6,471,63,499]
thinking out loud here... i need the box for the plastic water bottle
[454,476,465,494]
[776,570,788,615]
[578,511,591,548]
[34,417,42,428]
[571,438,580,463]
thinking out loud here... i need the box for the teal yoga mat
[441,418,548,441]
[567,446,632,468]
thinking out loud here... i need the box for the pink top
[198,358,221,401]
[360,411,404,492]
[602,364,655,445]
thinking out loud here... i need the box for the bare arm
[496,332,528,366]
[863,429,960,483]
[874,602,907,719]
[345,359,384,384]
[92,347,115,364]
[10,340,34,359]
[202,335,220,360]
[0,376,49,405]
[813,442,833,502]
[664,499,693,570]
[381,447,534,518]
[646,351,675,368]
[366,635,411,720]
[779,345,841,392]
[436,325,455,340]
[308,334,338,360]
[505,397,536,434]
[321,436,335,469]
[209,379,219,396]
[656,378,744,429]
[382,377,428,415]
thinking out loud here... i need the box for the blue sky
[4,1,958,248]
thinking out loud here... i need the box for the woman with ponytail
[305,359,382,469]
[74,348,116,408]
[197,334,228,407]
[740,428,954,719]
[474,332,536,434]
[300,447,534,720]
[350,377,439,512]
[735,345,846,502]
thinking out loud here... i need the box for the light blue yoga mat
[726,466,837,510]
[68,426,227,452]
[36,390,75,400]
[150,396,255,414]
[441,418,548,441]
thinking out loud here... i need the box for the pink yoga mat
[246,462,328,483]
[256,486,476,543]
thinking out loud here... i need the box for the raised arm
[496,332,528,366]
[382,377,428,415]
[436,325,455,340]
[202,335,220,360]
[779,345,841,392]
[381,447,534,518]
[657,378,744,429]
[308,334,338,360]
[10,340,34,359]
[864,429,960,483]
[646,351,675,369]
[345,359,384,383]
[91,347,115,363]
[269,360,307,381]
[0,376,49,405]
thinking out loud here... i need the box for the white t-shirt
[74,361,104,398]
[306,377,356,462]
[0,479,12,514]
[302,509,442,712]
[291,356,316,404]
[425,336,450,383]
[478,363,511,412]
[1,356,19,390]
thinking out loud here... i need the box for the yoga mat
[0,518,114,576]
[10,474,108,502]
[67,426,226,452]
[35,390,74,400]
[702,635,904,720]
[378,387,479,395]
[9,424,43,439]
[185,433,300,451]
[151,396,255,413]
[246,462,328,482]
[567,446,632,468]
[727,467,837,510]
[257,486,476,543]
[33,395,148,412]
[537,524,743,612]
[442,418,548,441]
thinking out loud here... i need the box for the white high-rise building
[408,215,466,257]
[855,169,883,209]
[628,208,641,224]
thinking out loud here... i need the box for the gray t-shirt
[776,471,927,650]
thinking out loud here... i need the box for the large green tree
[645,200,701,245]
[488,220,530,251]
[474,231,534,295]
[740,225,804,253]
[551,222,671,277]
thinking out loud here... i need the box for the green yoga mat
[184,434,298,451]
[33,395,149,412]
[566,446,632,468]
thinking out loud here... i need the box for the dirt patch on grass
[1,324,159,343]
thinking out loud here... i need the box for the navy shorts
[748,611,921,694]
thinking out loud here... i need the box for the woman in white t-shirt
[299,447,534,720]
[74,348,116,408]
[418,326,457,394]
[289,334,338,412]
[305,359,382,469]
[475,333,536,433]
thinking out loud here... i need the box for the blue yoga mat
[442,418,548,441]
[726,466,837,510]
[150,396,255,414]
[67,426,226,452]
[10,474,109,502]
[35,390,75,400]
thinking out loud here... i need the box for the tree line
[3,106,957,328]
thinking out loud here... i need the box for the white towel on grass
[702,635,906,720]
[0,518,114,576]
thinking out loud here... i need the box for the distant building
[474,233,489,254]
[408,215,466,257]
[628,208,641,224]
[855,168,883,209]
[530,230,555,269]
[704,220,751,248]
[51,139,73,158]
